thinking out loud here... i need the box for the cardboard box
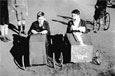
[66,33,93,63]
[71,45,93,62]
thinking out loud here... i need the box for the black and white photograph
[0,0,115,76]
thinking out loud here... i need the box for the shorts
[15,6,26,21]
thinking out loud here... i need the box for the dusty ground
[0,0,115,76]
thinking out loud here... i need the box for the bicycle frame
[93,10,110,33]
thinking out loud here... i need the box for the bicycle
[93,11,110,33]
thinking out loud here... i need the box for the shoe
[93,30,97,33]
[47,57,54,68]
[55,62,62,68]
[91,57,101,65]
[5,36,11,41]
[1,36,8,42]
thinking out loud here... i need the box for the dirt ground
[0,0,115,76]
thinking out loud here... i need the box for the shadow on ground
[8,23,19,34]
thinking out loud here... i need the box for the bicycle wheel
[103,12,110,30]
[93,19,100,33]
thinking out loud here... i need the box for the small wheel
[14,59,25,70]
[103,12,110,30]
[91,50,101,65]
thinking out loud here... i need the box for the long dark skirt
[0,0,9,25]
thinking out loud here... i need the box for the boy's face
[72,13,80,21]
[37,16,44,23]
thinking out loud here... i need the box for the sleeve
[66,21,72,33]
[44,21,51,35]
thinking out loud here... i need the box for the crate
[29,34,47,65]
[66,33,93,63]
[71,45,93,62]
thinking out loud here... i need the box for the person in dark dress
[93,0,108,25]
[0,0,10,42]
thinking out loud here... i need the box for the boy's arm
[38,30,48,34]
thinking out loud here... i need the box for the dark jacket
[94,0,107,20]
[95,0,107,9]
[28,20,50,35]
[66,19,87,33]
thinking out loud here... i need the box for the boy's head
[71,9,80,20]
[37,11,45,22]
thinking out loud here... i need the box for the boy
[66,9,87,46]
[11,0,28,35]
[28,11,50,35]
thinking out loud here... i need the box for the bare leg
[0,25,8,42]
[73,32,87,46]
[22,20,26,35]
[4,24,8,35]
[1,26,5,36]
[76,27,87,46]
[18,21,22,35]
[4,24,11,41]
[100,18,104,25]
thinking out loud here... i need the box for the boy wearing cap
[28,11,50,36]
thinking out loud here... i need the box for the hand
[39,30,48,35]
[39,31,46,35]
[31,30,38,34]
[78,27,86,33]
